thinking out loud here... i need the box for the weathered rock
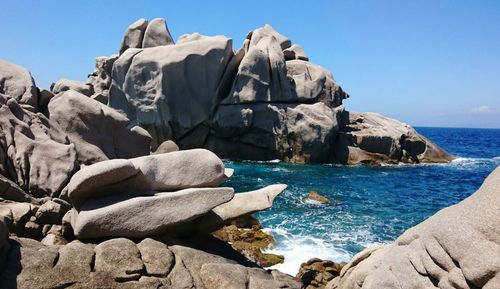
[0,234,301,289]
[297,258,344,289]
[0,95,78,197]
[38,89,54,112]
[142,18,174,48]
[34,199,70,224]
[48,90,151,165]
[211,103,343,163]
[87,54,118,101]
[284,44,309,61]
[286,60,348,106]
[333,111,454,164]
[248,24,291,50]
[0,59,38,110]
[212,184,286,222]
[0,175,35,203]
[51,78,94,96]
[137,238,175,277]
[109,35,234,148]
[221,35,292,104]
[67,149,228,207]
[328,165,500,289]
[119,18,149,54]
[95,238,144,281]
[153,140,179,154]
[72,187,235,238]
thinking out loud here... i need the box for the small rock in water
[307,191,330,204]
[297,258,346,289]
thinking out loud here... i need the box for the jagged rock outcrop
[0,93,78,197]
[333,112,453,164]
[100,18,449,164]
[0,59,38,111]
[327,165,500,289]
[0,234,301,289]
[47,90,151,165]
[109,34,234,148]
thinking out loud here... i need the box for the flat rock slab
[73,187,234,239]
[67,149,227,208]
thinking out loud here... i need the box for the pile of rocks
[80,18,452,164]
[0,56,300,288]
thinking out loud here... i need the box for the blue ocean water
[223,127,500,274]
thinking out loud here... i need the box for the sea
[223,127,500,275]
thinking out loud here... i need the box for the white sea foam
[262,228,352,275]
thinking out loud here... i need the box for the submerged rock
[328,165,500,289]
[307,191,330,204]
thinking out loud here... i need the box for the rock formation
[327,165,500,289]
[333,111,453,164]
[85,18,451,164]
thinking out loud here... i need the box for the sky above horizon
[1,1,499,128]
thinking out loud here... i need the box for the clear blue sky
[1,1,499,128]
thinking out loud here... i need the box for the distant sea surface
[223,127,500,274]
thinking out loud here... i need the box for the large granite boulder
[109,34,234,148]
[66,149,228,207]
[0,235,301,289]
[0,60,38,111]
[0,95,78,197]
[333,112,454,164]
[47,90,151,165]
[328,165,500,289]
[72,187,235,239]
[210,102,344,162]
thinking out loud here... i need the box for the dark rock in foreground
[0,233,301,289]
[327,165,500,289]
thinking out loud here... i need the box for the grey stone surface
[51,78,94,96]
[67,149,228,207]
[72,187,234,238]
[153,140,179,154]
[284,44,309,61]
[109,35,233,148]
[95,238,144,281]
[0,95,78,197]
[137,238,175,277]
[212,184,286,221]
[120,18,149,54]
[328,165,500,289]
[142,18,174,48]
[48,90,151,165]
[333,111,454,164]
[0,234,301,289]
[0,59,38,110]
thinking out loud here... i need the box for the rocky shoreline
[0,17,495,289]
